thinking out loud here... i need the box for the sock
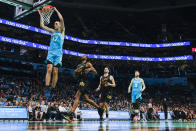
[106,114,108,118]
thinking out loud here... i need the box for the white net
[38,6,54,25]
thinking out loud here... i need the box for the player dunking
[39,7,65,90]
[128,70,146,121]
[64,55,104,122]
[96,66,116,121]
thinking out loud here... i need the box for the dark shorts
[99,92,112,103]
[78,81,89,95]
[46,60,61,68]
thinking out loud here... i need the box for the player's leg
[83,94,99,109]
[71,90,82,113]
[51,66,59,89]
[134,92,142,110]
[99,102,104,108]
[64,90,81,122]
[84,93,104,120]
[105,102,109,119]
[51,55,62,89]
[99,95,104,108]
[98,94,106,121]
[45,63,53,87]
[131,93,137,120]
[132,93,142,121]
[45,54,54,87]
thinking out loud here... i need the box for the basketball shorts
[78,81,89,96]
[131,91,142,103]
[99,92,111,103]
[47,53,62,67]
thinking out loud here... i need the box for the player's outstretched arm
[39,14,54,34]
[73,66,83,78]
[96,76,102,92]
[141,79,146,92]
[86,62,97,75]
[54,7,65,35]
[128,79,133,93]
[109,75,116,87]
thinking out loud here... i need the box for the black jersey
[77,62,89,82]
[100,75,113,103]
[76,62,91,95]
[101,75,112,92]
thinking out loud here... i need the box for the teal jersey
[132,78,143,92]
[49,31,64,56]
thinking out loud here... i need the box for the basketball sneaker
[63,112,74,122]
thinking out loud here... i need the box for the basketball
[42,6,51,13]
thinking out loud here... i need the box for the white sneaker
[104,118,109,122]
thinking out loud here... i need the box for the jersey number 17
[52,36,58,41]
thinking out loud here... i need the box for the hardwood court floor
[0,120,196,131]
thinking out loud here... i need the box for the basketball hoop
[38,5,54,25]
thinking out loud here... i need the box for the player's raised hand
[104,82,110,87]
[53,7,57,11]
[75,66,83,72]
[85,68,91,74]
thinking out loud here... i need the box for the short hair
[82,55,88,60]
[135,70,139,73]
[105,66,110,72]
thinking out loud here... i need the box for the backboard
[0,0,54,20]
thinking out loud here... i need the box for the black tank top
[101,75,112,88]
[77,62,88,82]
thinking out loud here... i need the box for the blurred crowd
[0,74,195,121]
[138,102,196,121]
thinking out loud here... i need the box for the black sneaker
[98,107,104,120]
[63,112,74,122]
